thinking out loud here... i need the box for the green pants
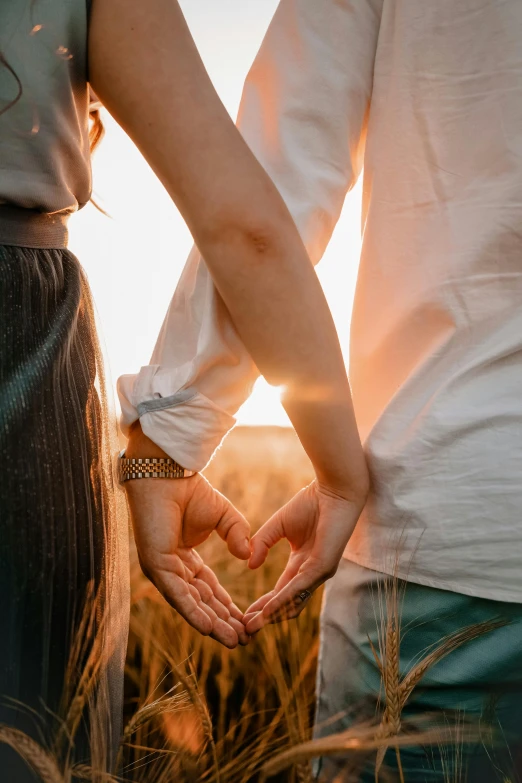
[314,559,522,782]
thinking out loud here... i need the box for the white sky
[69,0,362,427]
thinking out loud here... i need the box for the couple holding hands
[3,0,522,780]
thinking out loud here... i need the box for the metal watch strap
[118,451,196,483]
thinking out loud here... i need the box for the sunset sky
[69,0,363,427]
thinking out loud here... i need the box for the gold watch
[118,450,196,483]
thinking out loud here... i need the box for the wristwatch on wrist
[118,450,197,483]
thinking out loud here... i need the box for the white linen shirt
[119,0,522,603]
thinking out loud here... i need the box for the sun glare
[70,0,361,430]
[236,378,290,427]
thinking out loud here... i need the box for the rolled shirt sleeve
[118,0,383,472]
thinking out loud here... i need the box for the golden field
[122,427,499,783]
[3,427,508,782]
[124,425,321,783]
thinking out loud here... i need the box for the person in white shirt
[115,0,522,780]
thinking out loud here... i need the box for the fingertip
[229,617,251,646]
[245,611,266,635]
[227,631,240,650]
[239,536,252,560]
[248,546,267,570]
[228,533,252,561]
[238,633,252,647]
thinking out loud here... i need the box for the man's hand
[124,425,251,649]
[243,481,367,634]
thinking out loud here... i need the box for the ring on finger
[294,589,312,605]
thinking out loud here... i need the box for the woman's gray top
[0,0,91,248]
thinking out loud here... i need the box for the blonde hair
[89,92,105,155]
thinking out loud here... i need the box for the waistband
[0,205,69,249]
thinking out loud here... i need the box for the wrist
[125,421,171,461]
[314,468,370,508]
[122,422,198,482]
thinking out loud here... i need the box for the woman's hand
[243,481,367,634]
[125,426,251,649]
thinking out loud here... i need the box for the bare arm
[89,0,367,495]
[89,0,370,639]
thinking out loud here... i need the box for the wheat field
[121,427,500,783]
[2,427,511,783]
[124,426,320,783]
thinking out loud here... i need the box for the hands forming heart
[125,425,365,649]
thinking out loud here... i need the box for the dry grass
[370,571,507,781]
[2,427,511,782]
[123,433,317,781]
[260,565,505,783]
[0,726,66,783]
[122,427,500,783]
[119,427,319,783]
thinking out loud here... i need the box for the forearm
[123,206,368,495]
[90,0,371,491]
[198,222,369,498]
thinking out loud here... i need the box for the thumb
[248,509,285,570]
[215,494,251,560]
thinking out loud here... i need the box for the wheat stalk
[168,656,218,777]
[0,725,65,783]
[259,574,507,783]
[260,722,476,780]
[70,763,123,781]
[232,624,318,783]
[399,618,507,706]
[296,759,313,783]
[373,575,402,779]
[126,616,220,782]
[120,684,191,744]
[115,682,191,772]
[372,572,508,781]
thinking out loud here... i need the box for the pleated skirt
[0,245,129,780]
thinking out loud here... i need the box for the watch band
[118,451,196,483]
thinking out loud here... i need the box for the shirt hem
[343,550,522,605]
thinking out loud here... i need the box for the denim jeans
[314,558,522,782]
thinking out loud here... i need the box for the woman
[0,0,368,779]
